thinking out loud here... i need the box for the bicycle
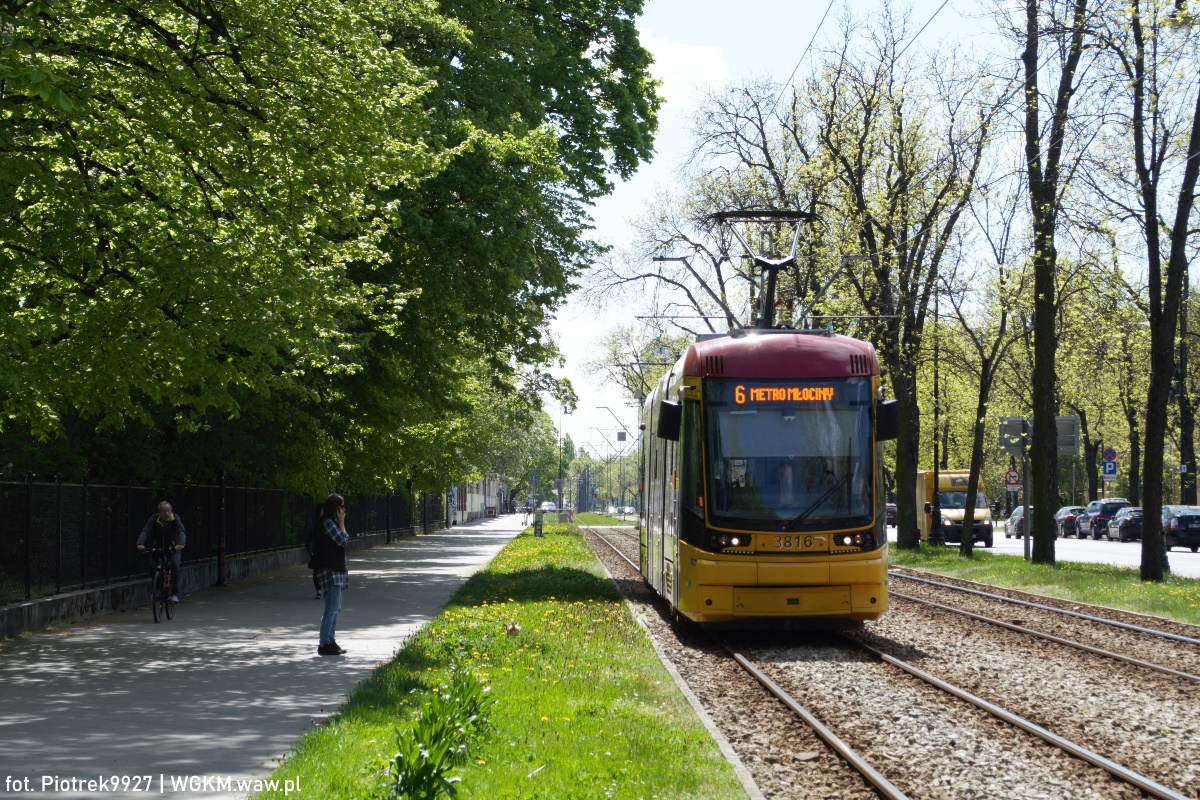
[145,547,176,623]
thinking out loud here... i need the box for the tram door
[661,438,676,604]
[643,400,664,594]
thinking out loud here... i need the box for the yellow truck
[915,469,994,547]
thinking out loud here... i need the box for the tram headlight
[837,532,873,549]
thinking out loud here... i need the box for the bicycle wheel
[152,570,164,623]
[164,587,173,620]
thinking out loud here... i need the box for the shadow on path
[0,517,525,799]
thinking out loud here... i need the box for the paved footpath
[0,515,525,800]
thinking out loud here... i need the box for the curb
[591,545,766,800]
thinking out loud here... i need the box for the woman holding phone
[312,494,350,655]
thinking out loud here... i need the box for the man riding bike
[137,501,186,603]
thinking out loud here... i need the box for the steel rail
[847,635,1191,800]
[584,526,639,571]
[718,640,911,800]
[586,525,910,799]
[890,571,1200,647]
[890,590,1200,683]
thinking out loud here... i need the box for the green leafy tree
[0,0,659,497]
[1,0,459,436]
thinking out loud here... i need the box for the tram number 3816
[768,535,829,551]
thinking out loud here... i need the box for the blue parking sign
[1102,461,1117,476]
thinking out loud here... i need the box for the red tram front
[639,328,897,626]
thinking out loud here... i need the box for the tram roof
[682,330,877,380]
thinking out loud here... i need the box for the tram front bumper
[677,553,888,622]
[679,583,887,623]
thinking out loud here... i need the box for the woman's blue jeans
[319,584,343,645]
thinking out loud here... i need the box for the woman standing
[312,494,349,656]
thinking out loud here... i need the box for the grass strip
[889,546,1200,625]
[254,525,746,800]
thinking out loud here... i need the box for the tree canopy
[0,0,660,494]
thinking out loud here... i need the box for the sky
[547,0,984,456]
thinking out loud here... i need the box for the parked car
[1162,505,1200,552]
[885,503,898,526]
[1106,507,1143,542]
[1005,505,1031,538]
[1078,498,1131,539]
[539,501,557,513]
[1053,506,1086,539]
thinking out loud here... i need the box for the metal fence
[0,477,444,604]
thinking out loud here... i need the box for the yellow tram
[638,328,897,626]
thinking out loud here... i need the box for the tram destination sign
[735,385,835,404]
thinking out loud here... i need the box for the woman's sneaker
[317,643,342,656]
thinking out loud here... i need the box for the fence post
[81,475,89,588]
[215,472,227,586]
[55,473,62,594]
[24,473,34,600]
[386,493,392,544]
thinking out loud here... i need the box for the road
[886,525,1200,579]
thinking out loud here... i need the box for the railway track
[584,525,1200,799]
[886,570,1200,680]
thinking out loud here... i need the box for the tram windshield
[704,377,873,529]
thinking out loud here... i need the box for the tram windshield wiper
[789,471,850,528]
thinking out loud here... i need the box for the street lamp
[928,283,946,547]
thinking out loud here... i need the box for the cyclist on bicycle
[136,501,186,603]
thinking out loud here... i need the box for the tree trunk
[1030,241,1059,565]
[1123,402,1142,506]
[958,384,992,558]
[1022,0,1089,565]
[892,369,923,550]
[1136,28,1200,581]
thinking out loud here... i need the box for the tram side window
[679,400,703,517]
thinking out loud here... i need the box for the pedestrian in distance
[311,494,350,656]
[302,502,323,600]
[136,501,185,603]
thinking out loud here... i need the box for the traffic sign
[1102,447,1117,462]
[999,417,1026,454]
[1102,461,1117,477]
[1004,469,1021,486]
